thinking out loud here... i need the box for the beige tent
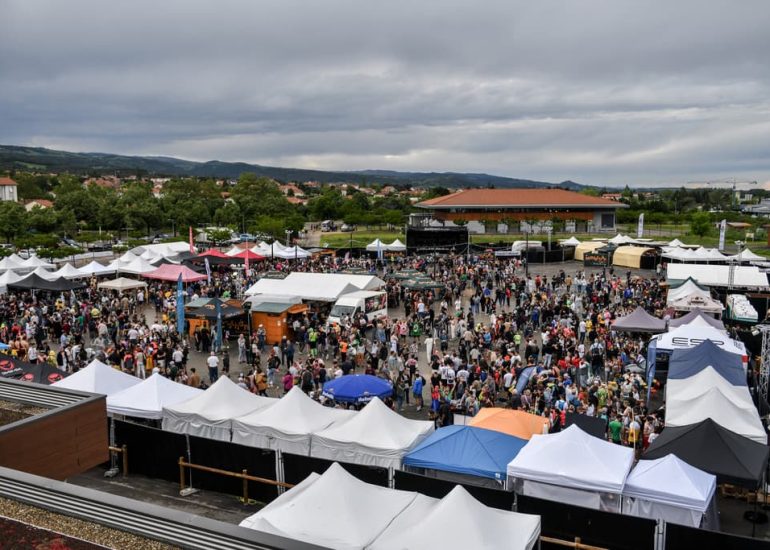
[574,241,605,261]
[612,246,656,269]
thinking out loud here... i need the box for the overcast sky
[2,1,770,187]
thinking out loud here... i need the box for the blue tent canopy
[668,340,746,386]
[404,425,528,480]
[322,374,393,404]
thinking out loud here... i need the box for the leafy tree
[690,212,711,237]
[0,201,28,242]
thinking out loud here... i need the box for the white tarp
[107,373,203,419]
[78,260,116,277]
[231,386,355,455]
[727,248,767,263]
[371,485,541,550]
[51,263,84,279]
[20,255,55,270]
[245,272,385,301]
[97,277,148,291]
[666,278,711,304]
[0,256,25,272]
[119,257,158,275]
[240,463,424,550]
[652,317,746,356]
[52,359,140,395]
[162,376,276,441]
[666,368,765,443]
[667,263,769,289]
[311,397,434,469]
[622,455,716,528]
[507,425,634,511]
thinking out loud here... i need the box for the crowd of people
[0,249,749,454]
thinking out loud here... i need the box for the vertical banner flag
[718,219,727,251]
[204,258,212,283]
[377,239,383,260]
[637,213,644,239]
[188,226,194,253]
[215,298,223,352]
[176,273,185,336]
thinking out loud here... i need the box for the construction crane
[686,179,758,209]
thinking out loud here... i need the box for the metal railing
[178,457,293,504]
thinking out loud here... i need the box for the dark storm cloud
[1,0,769,185]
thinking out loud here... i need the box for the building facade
[416,188,627,233]
[0,177,18,202]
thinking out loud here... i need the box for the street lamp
[242,299,253,366]
[285,229,291,247]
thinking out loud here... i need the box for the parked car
[239,233,255,242]
[340,224,356,232]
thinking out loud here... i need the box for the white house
[0,177,18,202]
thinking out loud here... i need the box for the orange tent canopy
[469,408,549,440]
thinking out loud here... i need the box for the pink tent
[142,264,207,283]
[234,250,266,261]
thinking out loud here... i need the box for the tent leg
[388,467,395,489]
[275,450,285,496]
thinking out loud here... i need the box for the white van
[327,290,388,326]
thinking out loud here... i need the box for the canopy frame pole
[757,325,770,410]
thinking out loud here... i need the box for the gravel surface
[0,497,178,550]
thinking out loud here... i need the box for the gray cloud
[1,0,770,186]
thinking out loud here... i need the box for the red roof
[234,250,266,261]
[26,199,54,208]
[198,248,230,258]
[141,264,207,283]
[0,177,17,187]
[417,188,625,209]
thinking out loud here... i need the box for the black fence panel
[517,494,656,550]
[393,470,515,511]
[665,523,770,550]
[282,453,388,487]
[188,436,278,504]
[114,420,188,484]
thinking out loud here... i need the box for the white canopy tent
[274,245,311,260]
[231,386,355,455]
[78,261,116,277]
[667,293,724,314]
[246,272,384,302]
[107,373,203,419]
[727,248,767,263]
[20,255,55,270]
[667,263,769,289]
[666,278,711,304]
[609,234,635,245]
[97,277,148,291]
[559,236,581,246]
[162,376,276,441]
[666,368,765,444]
[130,241,192,257]
[387,239,406,252]
[225,245,246,256]
[0,270,23,293]
[30,265,57,280]
[370,485,541,550]
[51,263,85,279]
[240,463,426,550]
[118,251,139,264]
[119,257,158,275]
[662,247,698,262]
[622,455,718,529]
[366,239,386,252]
[0,256,25,272]
[651,317,746,356]
[311,397,434,469]
[507,425,635,512]
[52,359,140,395]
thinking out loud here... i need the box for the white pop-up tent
[78,260,116,277]
[0,270,23,293]
[51,263,84,279]
[162,376,276,441]
[559,236,581,247]
[107,373,203,419]
[622,455,718,529]
[240,462,426,550]
[0,256,25,272]
[231,386,355,455]
[370,485,541,550]
[387,239,406,252]
[97,277,148,291]
[311,397,433,469]
[52,359,140,395]
[366,239,385,252]
[666,277,711,304]
[30,265,57,280]
[651,318,746,356]
[507,425,635,512]
[666,368,765,444]
[20,255,55,270]
[727,248,766,263]
[667,263,769,289]
[120,257,158,275]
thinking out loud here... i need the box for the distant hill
[0,144,587,189]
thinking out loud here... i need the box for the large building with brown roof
[416,188,626,232]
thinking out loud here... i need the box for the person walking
[206,351,219,384]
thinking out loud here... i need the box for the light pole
[242,299,253,366]
[285,229,291,247]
